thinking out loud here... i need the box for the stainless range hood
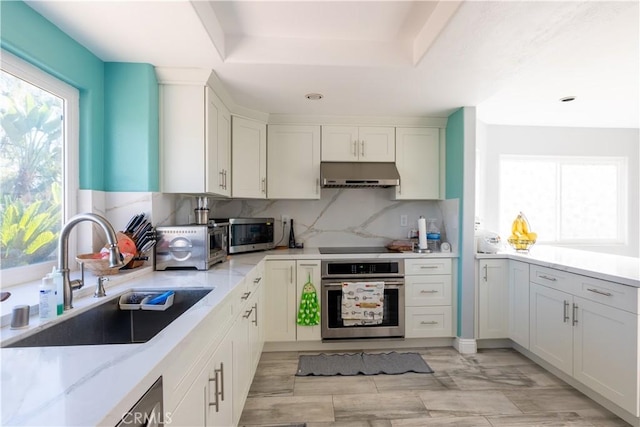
[320,162,400,188]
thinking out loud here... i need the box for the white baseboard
[453,337,477,354]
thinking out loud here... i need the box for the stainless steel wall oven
[321,259,404,340]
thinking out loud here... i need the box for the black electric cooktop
[318,246,399,254]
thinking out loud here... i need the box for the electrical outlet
[400,215,408,227]
[281,215,290,226]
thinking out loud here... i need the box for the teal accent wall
[445,108,465,337]
[0,0,105,190]
[1,1,159,192]
[104,63,159,191]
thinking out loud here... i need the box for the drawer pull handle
[298,263,318,267]
[563,300,570,323]
[243,308,253,319]
[539,274,557,282]
[420,290,438,294]
[420,265,438,269]
[586,288,613,297]
[241,291,251,300]
[253,277,262,284]
[420,321,438,325]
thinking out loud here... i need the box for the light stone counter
[0,249,456,427]
[475,245,640,288]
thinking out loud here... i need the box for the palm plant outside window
[0,51,78,286]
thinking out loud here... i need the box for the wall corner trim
[453,337,478,354]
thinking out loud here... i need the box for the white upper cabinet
[394,127,443,200]
[322,125,395,162]
[232,116,267,199]
[158,69,230,196]
[208,88,231,197]
[267,125,321,199]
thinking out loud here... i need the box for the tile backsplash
[85,189,459,252]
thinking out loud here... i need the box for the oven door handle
[322,280,404,287]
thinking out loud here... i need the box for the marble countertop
[0,249,455,426]
[476,245,640,288]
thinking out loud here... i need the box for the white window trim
[499,154,628,246]
[0,50,79,287]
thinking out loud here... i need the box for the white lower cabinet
[264,259,322,342]
[170,334,233,426]
[529,282,574,375]
[529,265,639,417]
[404,258,453,338]
[166,264,266,427]
[264,260,297,342]
[573,297,639,415]
[476,259,509,339]
[508,260,530,349]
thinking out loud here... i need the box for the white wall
[477,124,639,257]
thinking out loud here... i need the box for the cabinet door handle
[586,288,613,297]
[219,171,224,188]
[539,274,557,282]
[361,140,365,157]
[572,303,578,326]
[253,276,262,284]
[223,170,227,189]
[261,177,266,193]
[218,362,225,401]
[241,291,251,300]
[420,290,438,294]
[483,264,488,282]
[563,300,570,323]
[420,321,438,325]
[208,368,220,411]
[252,303,258,326]
[352,140,357,157]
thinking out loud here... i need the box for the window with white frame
[499,155,627,245]
[0,50,79,287]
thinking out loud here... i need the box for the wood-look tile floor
[239,348,631,427]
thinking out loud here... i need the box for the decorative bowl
[76,253,134,276]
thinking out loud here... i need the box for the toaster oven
[154,223,228,270]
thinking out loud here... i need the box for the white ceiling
[26,0,640,128]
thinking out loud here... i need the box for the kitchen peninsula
[2,246,639,426]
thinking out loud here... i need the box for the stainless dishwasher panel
[116,377,163,427]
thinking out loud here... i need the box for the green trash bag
[297,274,320,326]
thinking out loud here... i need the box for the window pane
[560,163,618,240]
[499,158,557,241]
[0,70,63,270]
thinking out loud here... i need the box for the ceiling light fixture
[560,96,576,102]
[305,93,324,101]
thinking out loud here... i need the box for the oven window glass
[326,288,399,328]
[231,223,274,245]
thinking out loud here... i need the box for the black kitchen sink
[3,288,212,348]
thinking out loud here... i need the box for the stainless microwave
[154,223,228,270]
[215,217,275,254]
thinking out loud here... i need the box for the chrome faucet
[57,213,123,310]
